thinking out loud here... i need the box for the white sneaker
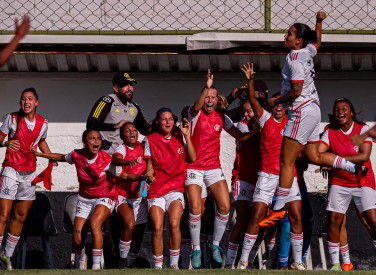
[79,254,87,270]
[237,259,248,269]
[290,261,306,270]
[92,263,101,270]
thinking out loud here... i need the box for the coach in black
[87,72,149,154]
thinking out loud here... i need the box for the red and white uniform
[144,132,186,200]
[113,142,146,199]
[321,122,376,214]
[113,142,148,224]
[0,112,48,200]
[66,149,120,200]
[281,43,321,145]
[185,109,232,188]
[253,109,300,205]
[232,120,260,203]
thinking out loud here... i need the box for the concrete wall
[0,71,375,192]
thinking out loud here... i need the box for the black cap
[112,72,137,87]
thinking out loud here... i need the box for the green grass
[2,270,376,275]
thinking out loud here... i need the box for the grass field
[2,270,376,275]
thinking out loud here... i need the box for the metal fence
[1,0,375,34]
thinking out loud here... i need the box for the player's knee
[0,210,10,224]
[189,204,202,215]
[124,220,136,232]
[90,219,103,233]
[13,211,28,223]
[152,224,163,237]
[216,203,230,215]
[169,220,180,234]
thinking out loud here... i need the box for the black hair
[181,106,190,121]
[151,107,178,134]
[120,122,137,140]
[293,23,317,48]
[327,97,365,130]
[82,128,101,143]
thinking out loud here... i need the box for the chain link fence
[0,0,375,34]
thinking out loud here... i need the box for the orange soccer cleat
[354,165,368,187]
[341,262,354,271]
[259,208,288,227]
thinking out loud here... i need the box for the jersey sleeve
[144,137,152,158]
[320,129,330,147]
[289,60,305,84]
[360,124,373,143]
[307,43,318,58]
[0,114,12,136]
[65,150,75,165]
[256,108,271,128]
[39,120,49,141]
[113,144,126,158]
[86,96,116,131]
[237,121,250,133]
[223,114,234,131]
[106,163,123,177]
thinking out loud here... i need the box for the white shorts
[147,191,185,212]
[253,172,301,205]
[0,174,36,201]
[185,168,226,189]
[75,195,116,219]
[116,195,148,225]
[327,185,376,214]
[232,180,255,203]
[284,102,320,145]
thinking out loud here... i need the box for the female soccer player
[144,108,196,269]
[318,98,376,270]
[0,88,51,270]
[112,122,149,268]
[33,129,129,270]
[259,12,366,267]
[186,70,253,268]
[224,100,260,268]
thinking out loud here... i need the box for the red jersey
[188,109,232,170]
[144,132,186,198]
[3,113,45,173]
[321,122,375,188]
[69,149,118,199]
[257,109,296,176]
[236,120,260,184]
[113,142,146,199]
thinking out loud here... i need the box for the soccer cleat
[210,244,223,265]
[355,165,368,187]
[0,250,12,270]
[237,259,248,269]
[330,263,342,271]
[92,263,101,270]
[341,262,353,271]
[290,261,306,270]
[170,264,179,269]
[190,249,202,269]
[78,254,87,270]
[259,208,288,227]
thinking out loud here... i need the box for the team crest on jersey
[280,129,284,136]
[102,96,111,103]
[129,107,135,116]
[137,157,142,163]
[115,108,120,113]
[354,145,359,152]
[214,124,221,132]
[178,147,183,154]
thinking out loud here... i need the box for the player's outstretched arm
[241,62,263,118]
[190,69,214,117]
[312,11,327,51]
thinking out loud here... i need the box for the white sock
[5,234,20,258]
[169,249,180,267]
[273,187,291,210]
[328,241,340,265]
[153,255,163,269]
[189,213,201,250]
[290,232,303,263]
[240,233,257,262]
[119,240,131,259]
[340,244,350,264]
[225,242,239,266]
[333,156,355,173]
[212,212,229,246]
[268,238,276,252]
[92,249,102,267]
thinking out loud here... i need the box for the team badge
[178,147,183,154]
[214,124,221,131]
[129,107,135,116]
[102,96,111,103]
[354,145,359,152]
[116,108,120,113]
